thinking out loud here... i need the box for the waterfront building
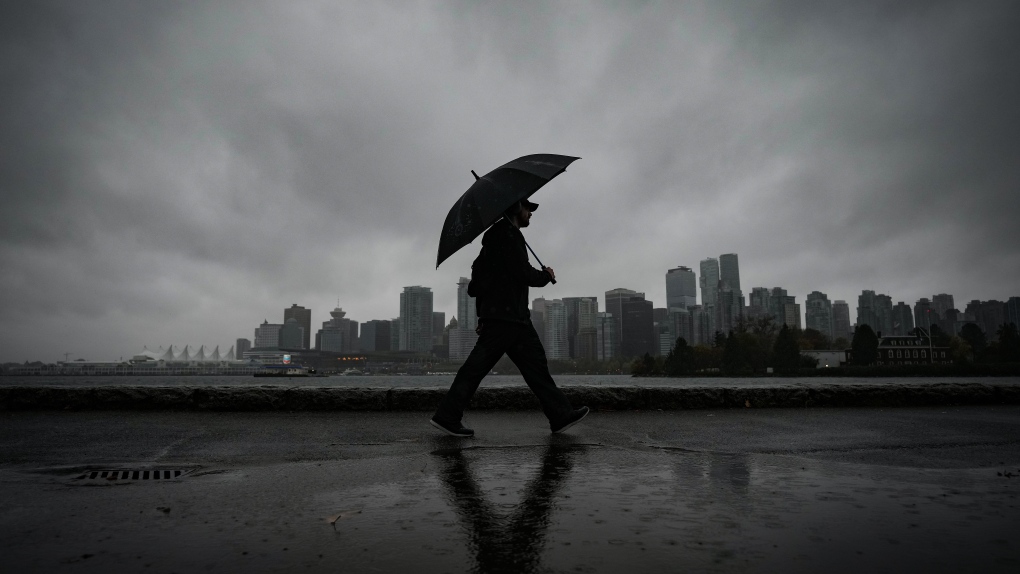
[317,307,358,353]
[399,286,434,353]
[254,320,282,348]
[235,338,251,361]
[360,320,391,352]
[805,291,833,339]
[666,266,697,309]
[284,304,312,350]
[279,318,304,349]
[871,334,951,366]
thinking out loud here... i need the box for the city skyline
[2,3,1019,362]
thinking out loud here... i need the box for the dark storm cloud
[2,1,1018,361]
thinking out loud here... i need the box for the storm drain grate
[73,469,191,482]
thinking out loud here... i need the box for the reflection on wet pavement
[325,442,1017,573]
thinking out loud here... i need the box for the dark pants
[434,320,574,426]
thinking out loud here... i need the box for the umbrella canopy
[436,154,580,268]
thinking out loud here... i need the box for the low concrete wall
[2,383,1019,411]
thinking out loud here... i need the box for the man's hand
[544,266,556,282]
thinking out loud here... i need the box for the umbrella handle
[523,239,557,285]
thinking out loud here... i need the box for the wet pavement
[1,407,1019,573]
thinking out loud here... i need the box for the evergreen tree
[997,323,1020,363]
[664,337,694,376]
[773,324,801,371]
[850,324,879,366]
[959,323,987,361]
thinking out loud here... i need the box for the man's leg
[505,323,574,424]
[434,321,513,425]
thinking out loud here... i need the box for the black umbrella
[436,154,580,273]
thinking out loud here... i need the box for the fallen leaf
[328,510,363,528]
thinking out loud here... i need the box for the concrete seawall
[2,382,1020,411]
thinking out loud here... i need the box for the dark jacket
[471,219,552,324]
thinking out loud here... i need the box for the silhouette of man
[431,199,589,437]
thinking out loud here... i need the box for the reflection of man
[434,444,581,571]
[431,199,589,437]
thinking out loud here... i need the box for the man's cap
[505,199,539,216]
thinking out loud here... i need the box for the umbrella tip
[471,170,480,181]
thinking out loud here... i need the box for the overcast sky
[2,1,1018,362]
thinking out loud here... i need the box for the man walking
[430,199,589,437]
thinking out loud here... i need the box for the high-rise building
[782,302,802,330]
[544,299,568,360]
[690,305,711,346]
[432,312,446,347]
[254,320,282,348]
[595,312,615,360]
[621,296,656,358]
[699,258,720,333]
[1007,297,1020,329]
[235,338,251,361]
[390,318,401,350]
[932,294,955,320]
[767,287,798,329]
[575,297,598,360]
[748,287,772,320]
[284,304,311,350]
[858,290,893,335]
[719,253,741,292]
[605,288,643,358]
[715,284,742,334]
[805,291,833,339]
[832,301,852,342]
[360,320,391,352]
[914,298,934,333]
[279,318,304,349]
[666,307,694,348]
[563,296,599,358]
[965,300,1006,341]
[399,286,434,353]
[531,297,548,347]
[892,302,914,336]
[666,266,697,309]
[317,307,357,353]
[457,277,478,332]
